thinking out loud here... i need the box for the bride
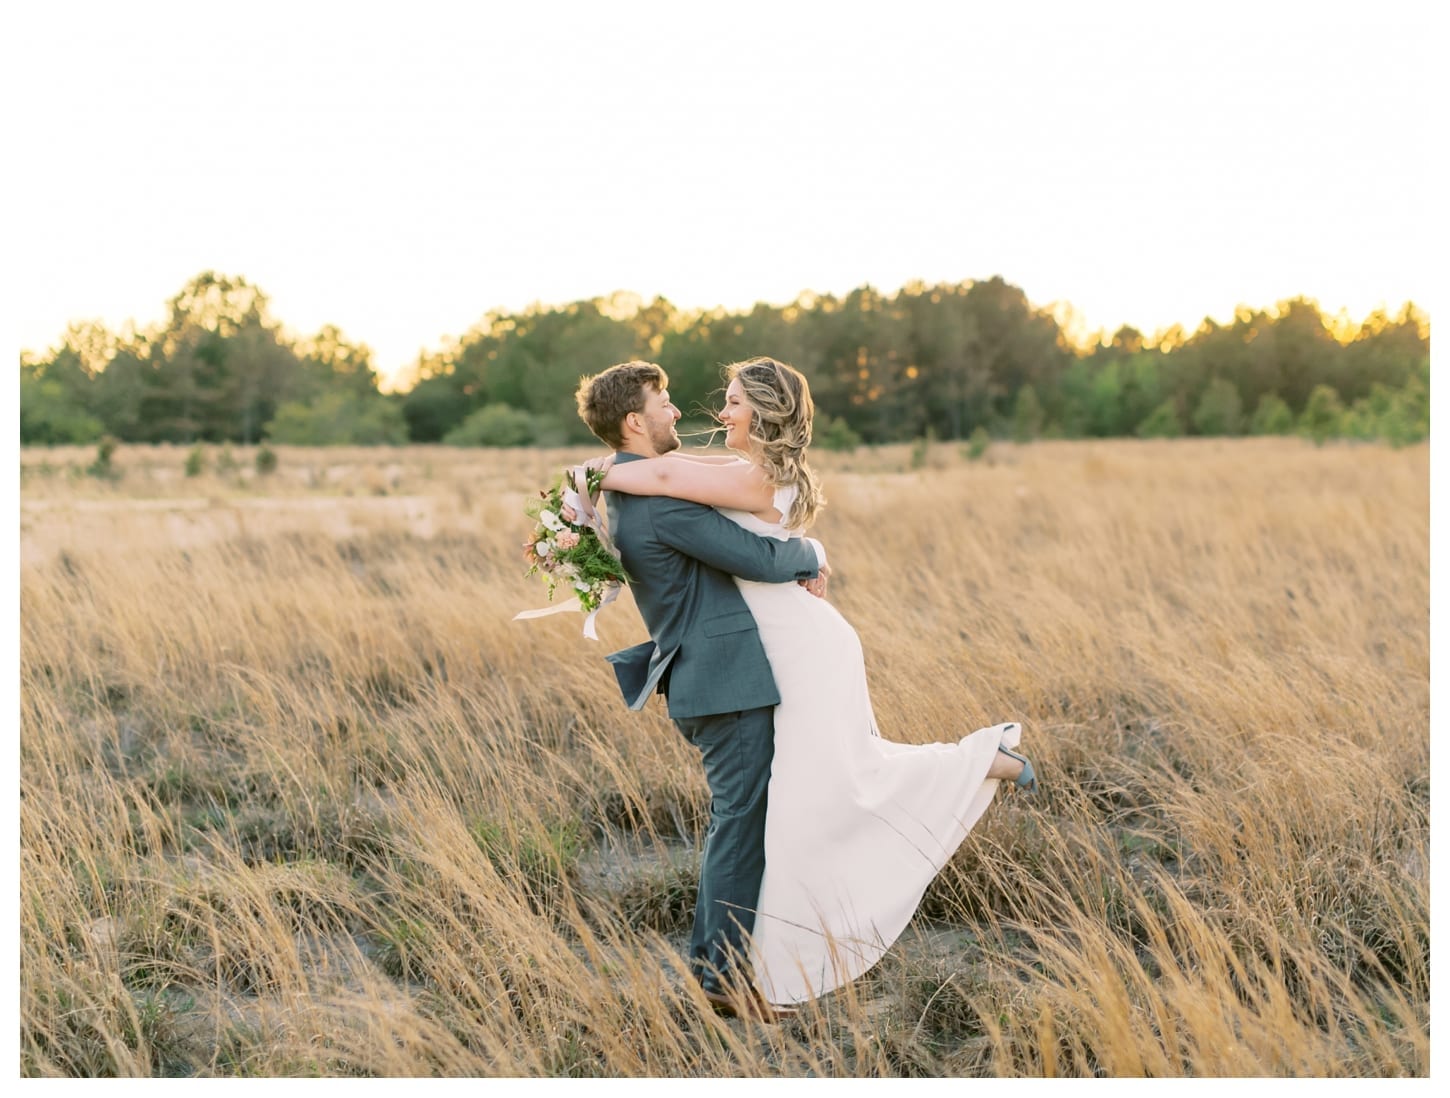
[589,356,1037,1008]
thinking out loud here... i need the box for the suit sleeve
[647,498,821,582]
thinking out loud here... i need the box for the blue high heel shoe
[997,745,1038,793]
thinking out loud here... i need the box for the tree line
[19,270,1429,450]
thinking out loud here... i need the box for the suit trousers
[673,704,776,993]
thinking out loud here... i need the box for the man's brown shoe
[701,985,800,1024]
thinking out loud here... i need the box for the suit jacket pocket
[701,610,756,638]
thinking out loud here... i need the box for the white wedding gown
[719,486,1023,1006]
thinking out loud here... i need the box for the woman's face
[719,378,754,452]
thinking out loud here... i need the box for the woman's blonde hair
[725,357,825,530]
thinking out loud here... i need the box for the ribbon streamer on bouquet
[582,581,622,640]
[512,464,623,640]
[511,581,621,640]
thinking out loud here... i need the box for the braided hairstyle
[725,357,825,531]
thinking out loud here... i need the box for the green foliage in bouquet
[522,468,630,612]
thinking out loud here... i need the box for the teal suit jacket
[603,453,821,720]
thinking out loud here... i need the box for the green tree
[1345,383,1398,441]
[907,278,1069,441]
[443,403,563,447]
[1344,376,1428,447]
[294,325,386,401]
[1053,358,1094,437]
[141,272,304,443]
[965,425,991,460]
[19,367,105,443]
[1337,303,1428,402]
[87,435,120,479]
[1136,399,1183,438]
[1085,361,1126,436]
[432,297,644,444]
[89,342,151,439]
[21,270,1427,453]
[17,322,122,442]
[1192,378,1244,436]
[815,413,862,452]
[1395,359,1430,443]
[1249,393,1294,435]
[400,371,472,442]
[1011,383,1044,442]
[266,391,409,445]
[1299,384,1346,445]
[812,285,914,443]
[1118,352,1168,433]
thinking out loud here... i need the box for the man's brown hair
[575,360,669,449]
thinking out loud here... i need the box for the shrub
[255,446,278,475]
[87,436,120,479]
[1397,361,1430,441]
[1299,384,1346,446]
[443,404,565,447]
[816,414,862,453]
[1192,378,1244,436]
[19,374,105,445]
[910,428,937,469]
[1011,385,1044,442]
[1380,396,1427,449]
[965,425,991,461]
[266,392,408,446]
[1136,400,1183,439]
[184,446,206,478]
[1249,394,1294,435]
[1362,378,1428,448]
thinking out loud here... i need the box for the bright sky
[8,0,1437,389]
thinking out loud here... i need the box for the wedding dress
[719,485,1022,1006]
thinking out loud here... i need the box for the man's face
[639,385,682,455]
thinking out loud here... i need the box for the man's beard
[648,420,681,455]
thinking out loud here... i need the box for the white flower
[538,510,564,533]
[574,580,592,593]
[536,540,552,557]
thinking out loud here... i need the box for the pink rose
[556,530,581,550]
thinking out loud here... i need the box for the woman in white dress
[593,357,1037,1007]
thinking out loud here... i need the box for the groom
[574,360,826,1021]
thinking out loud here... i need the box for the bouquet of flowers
[514,465,629,638]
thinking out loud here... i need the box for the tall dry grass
[18,437,1428,1077]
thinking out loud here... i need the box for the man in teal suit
[575,361,826,1020]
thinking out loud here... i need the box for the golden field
[18,437,1429,1077]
